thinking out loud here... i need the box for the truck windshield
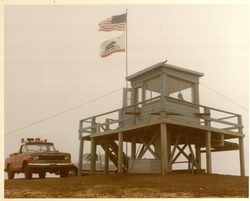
[26,144,56,152]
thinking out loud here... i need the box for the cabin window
[126,90,132,106]
[135,87,142,104]
[123,88,132,107]
[145,76,161,101]
[167,76,194,103]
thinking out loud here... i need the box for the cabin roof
[126,62,204,81]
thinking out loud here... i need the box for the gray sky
[4,4,249,176]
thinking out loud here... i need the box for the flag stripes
[99,13,127,32]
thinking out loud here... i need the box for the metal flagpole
[125,8,128,157]
[125,8,128,88]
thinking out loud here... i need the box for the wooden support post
[188,154,194,174]
[239,137,245,176]
[119,109,124,128]
[238,115,245,176]
[131,137,136,160]
[90,137,96,174]
[194,83,200,105]
[90,117,97,174]
[118,132,123,173]
[161,123,169,175]
[78,120,84,176]
[195,145,201,172]
[160,72,167,96]
[204,107,211,126]
[142,83,146,102]
[205,131,212,174]
[167,132,172,171]
[187,143,198,169]
[91,117,97,133]
[104,143,109,174]
[78,136,84,176]
[220,134,224,146]
[105,119,110,130]
[204,107,212,174]
[160,73,167,112]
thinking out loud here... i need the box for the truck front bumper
[28,163,73,167]
[28,163,74,169]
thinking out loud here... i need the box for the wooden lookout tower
[78,62,245,176]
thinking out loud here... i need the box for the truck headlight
[64,155,70,161]
[33,155,39,160]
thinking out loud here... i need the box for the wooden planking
[120,100,162,127]
[165,69,199,84]
[140,100,161,122]
[165,100,199,123]
[85,117,243,143]
[128,63,202,85]
[129,67,163,87]
[128,159,161,174]
[163,118,244,138]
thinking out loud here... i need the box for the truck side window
[21,145,28,153]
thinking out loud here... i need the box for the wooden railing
[78,95,243,135]
[78,96,161,134]
[164,96,243,132]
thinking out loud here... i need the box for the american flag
[99,13,127,32]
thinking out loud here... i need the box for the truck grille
[38,155,65,160]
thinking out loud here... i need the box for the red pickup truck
[5,138,75,179]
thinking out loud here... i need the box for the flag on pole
[99,13,127,32]
[100,33,125,57]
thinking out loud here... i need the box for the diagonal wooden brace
[137,134,160,159]
[172,144,188,164]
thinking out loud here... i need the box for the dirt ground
[4,172,249,198]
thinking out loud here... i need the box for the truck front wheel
[7,166,15,180]
[24,165,33,179]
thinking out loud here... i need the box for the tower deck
[77,62,245,176]
[78,96,245,175]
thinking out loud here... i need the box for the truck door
[15,145,27,171]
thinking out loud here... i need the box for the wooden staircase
[101,141,128,172]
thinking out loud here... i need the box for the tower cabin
[78,62,245,176]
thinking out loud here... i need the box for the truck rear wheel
[68,166,78,177]
[60,170,69,178]
[39,172,46,179]
[24,165,33,179]
[7,166,15,180]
